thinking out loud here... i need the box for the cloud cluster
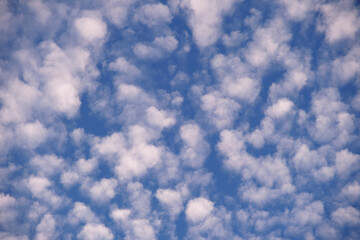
[0,0,359,239]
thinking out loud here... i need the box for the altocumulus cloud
[0,0,359,239]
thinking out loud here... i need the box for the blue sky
[0,0,360,239]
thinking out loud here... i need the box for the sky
[0,0,360,239]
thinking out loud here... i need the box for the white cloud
[146,106,176,129]
[104,0,135,27]
[331,206,360,226]
[153,36,178,52]
[133,35,178,59]
[335,149,359,178]
[340,181,360,202]
[186,206,234,239]
[156,188,183,217]
[180,0,239,48]
[279,0,320,21]
[0,232,28,240]
[77,223,114,240]
[28,0,51,24]
[211,54,260,103]
[186,197,214,223]
[292,144,325,171]
[201,91,241,129]
[318,0,360,43]
[218,129,256,172]
[111,208,131,223]
[76,158,98,175]
[247,129,265,149]
[0,79,40,124]
[222,31,246,48]
[92,126,164,181]
[331,46,360,85]
[117,84,144,102]
[109,57,140,78]
[352,92,360,111]
[0,193,17,227]
[115,139,162,181]
[244,17,291,68]
[289,200,325,227]
[61,158,98,188]
[89,178,117,203]
[133,44,162,59]
[67,202,98,225]
[266,98,294,119]
[130,219,156,240]
[27,176,62,207]
[180,123,209,168]
[309,88,355,146]
[75,16,107,42]
[268,63,311,101]
[10,41,99,122]
[35,214,57,240]
[16,121,48,149]
[30,154,64,177]
[134,3,172,26]
[127,182,152,218]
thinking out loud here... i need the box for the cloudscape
[0,0,360,239]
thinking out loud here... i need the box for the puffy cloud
[244,17,291,68]
[186,197,214,223]
[111,208,131,223]
[340,181,360,202]
[279,0,320,21]
[201,91,241,129]
[26,176,62,207]
[30,154,64,177]
[127,182,152,218]
[35,214,57,240]
[211,54,260,103]
[109,57,141,78]
[185,200,235,239]
[0,193,17,227]
[291,201,324,226]
[92,125,163,181]
[27,0,51,24]
[75,16,107,42]
[89,178,118,203]
[129,219,156,240]
[335,149,360,178]
[104,0,135,27]
[309,88,355,146]
[77,223,114,240]
[67,202,98,225]
[180,0,240,48]
[16,121,48,149]
[331,46,360,85]
[155,188,183,217]
[222,31,246,48]
[133,35,178,59]
[317,0,360,43]
[266,98,294,119]
[60,158,98,187]
[292,144,325,171]
[11,41,98,121]
[331,206,360,226]
[146,106,176,129]
[180,123,209,168]
[0,79,41,124]
[134,3,172,26]
[218,129,256,172]
[0,232,28,240]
